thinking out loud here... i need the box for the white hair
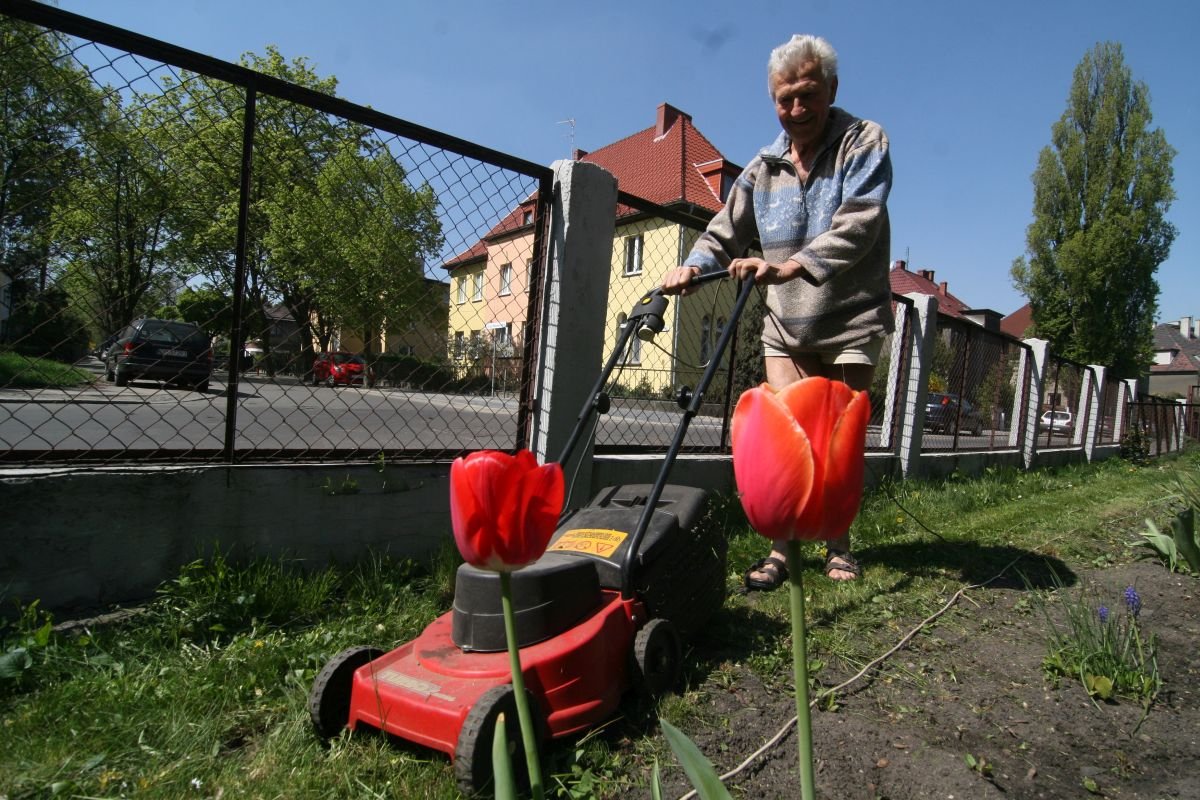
[767,35,838,97]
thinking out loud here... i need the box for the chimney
[939,281,948,296]
[918,268,935,282]
[1180,316,1194,339]
[572,148,589,160]
[656,103,690,138]
[892,260,907,271]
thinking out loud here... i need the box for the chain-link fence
[1,3,551,464]
[1036,354,1092,451]
[2,3,1176,471]
[919,313,1032,453]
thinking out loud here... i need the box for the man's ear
[829,76,839,104]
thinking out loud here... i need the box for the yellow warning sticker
[549,528,629,558]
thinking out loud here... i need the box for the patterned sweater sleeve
[791,128,892,286]
[680,159,761,276]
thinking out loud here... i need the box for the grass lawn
[2,447,1195,799]
[0,350,94,389]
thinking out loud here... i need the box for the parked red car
[312,352,374,387]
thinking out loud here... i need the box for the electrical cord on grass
[673,538,1063,800]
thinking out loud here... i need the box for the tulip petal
[818,390,871,539]
[449,450,565,572]
[731,385,816,540]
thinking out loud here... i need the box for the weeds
[1039,581,1160,710]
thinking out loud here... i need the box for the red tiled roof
[444,104,738,270]
[580,104,730,216]
[1001,303,1033,338]
[887,263,971,318]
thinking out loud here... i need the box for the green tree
[272,140,443,358]
[0,18,94,292]
[1011,42,1176,377]
[52,99,181,338]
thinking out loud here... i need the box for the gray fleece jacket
[683,107,894,351]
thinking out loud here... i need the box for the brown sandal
[744,556,789,591]
[824,549,861,580]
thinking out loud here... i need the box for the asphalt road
[0,358,729,457]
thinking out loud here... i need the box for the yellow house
[444,103,744,395]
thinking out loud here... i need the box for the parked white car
[1040,410,1074,436]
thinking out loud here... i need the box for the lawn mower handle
[618,273,756,599]
[553,270,735,470]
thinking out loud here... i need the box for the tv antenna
[557,118,576,155]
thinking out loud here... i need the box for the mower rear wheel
[632,618,681,699]
[308,645,382,739]
[454,684,544,797]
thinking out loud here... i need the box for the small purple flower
[1098,606,1109,624]
[1124,586,1142,618]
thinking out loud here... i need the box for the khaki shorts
[763,336,885,366]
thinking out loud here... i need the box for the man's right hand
[661,265,701,296]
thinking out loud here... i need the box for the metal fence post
[528,160,617,491]
[223,86,257,465]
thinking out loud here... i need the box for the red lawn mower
[308,273,751,795]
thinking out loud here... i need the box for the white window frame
[499,263,513,296]
[455,277,467,305]
[472,272,484,302]
[623,234,643,276]
[617,313,641,364]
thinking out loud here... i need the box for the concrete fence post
[1084,365,1107,461]
[897,293,937,477]
[529,160,618,491]
[1021,338,1050,469]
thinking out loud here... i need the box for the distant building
[444,102,743,392]
[1149,316,1200,399]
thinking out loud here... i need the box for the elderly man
[662,34,893,588]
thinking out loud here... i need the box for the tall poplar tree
[1011,42,1176,377]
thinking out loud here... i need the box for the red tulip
[450,450,565,572]
[731,377,870,541]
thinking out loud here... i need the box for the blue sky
[60,0,1198,324]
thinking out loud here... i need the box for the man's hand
[661,265,701,296]
[729,257,806,284]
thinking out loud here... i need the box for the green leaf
[1085,674,1114,700]
[660,718,733,800]
[1170,508,1200,573]
[0,648,33,679]
[651,759,663,800]
[1083,776,1101,794]
[491,712,517,800]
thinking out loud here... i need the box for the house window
[617,313,641,364]
[455,277,467,305]
[472,273,484,302]
[470,329,483,358]
[522,209,534,225]
[499,263,513,296]
[453,331,465,359]
[623,235,643,276]
[699,315,712,363]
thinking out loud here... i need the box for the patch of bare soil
[661,561,1200,800]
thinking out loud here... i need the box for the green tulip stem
[787,539,816,800]
[499,571,545,800]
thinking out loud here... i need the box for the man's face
[772,60,838,153]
